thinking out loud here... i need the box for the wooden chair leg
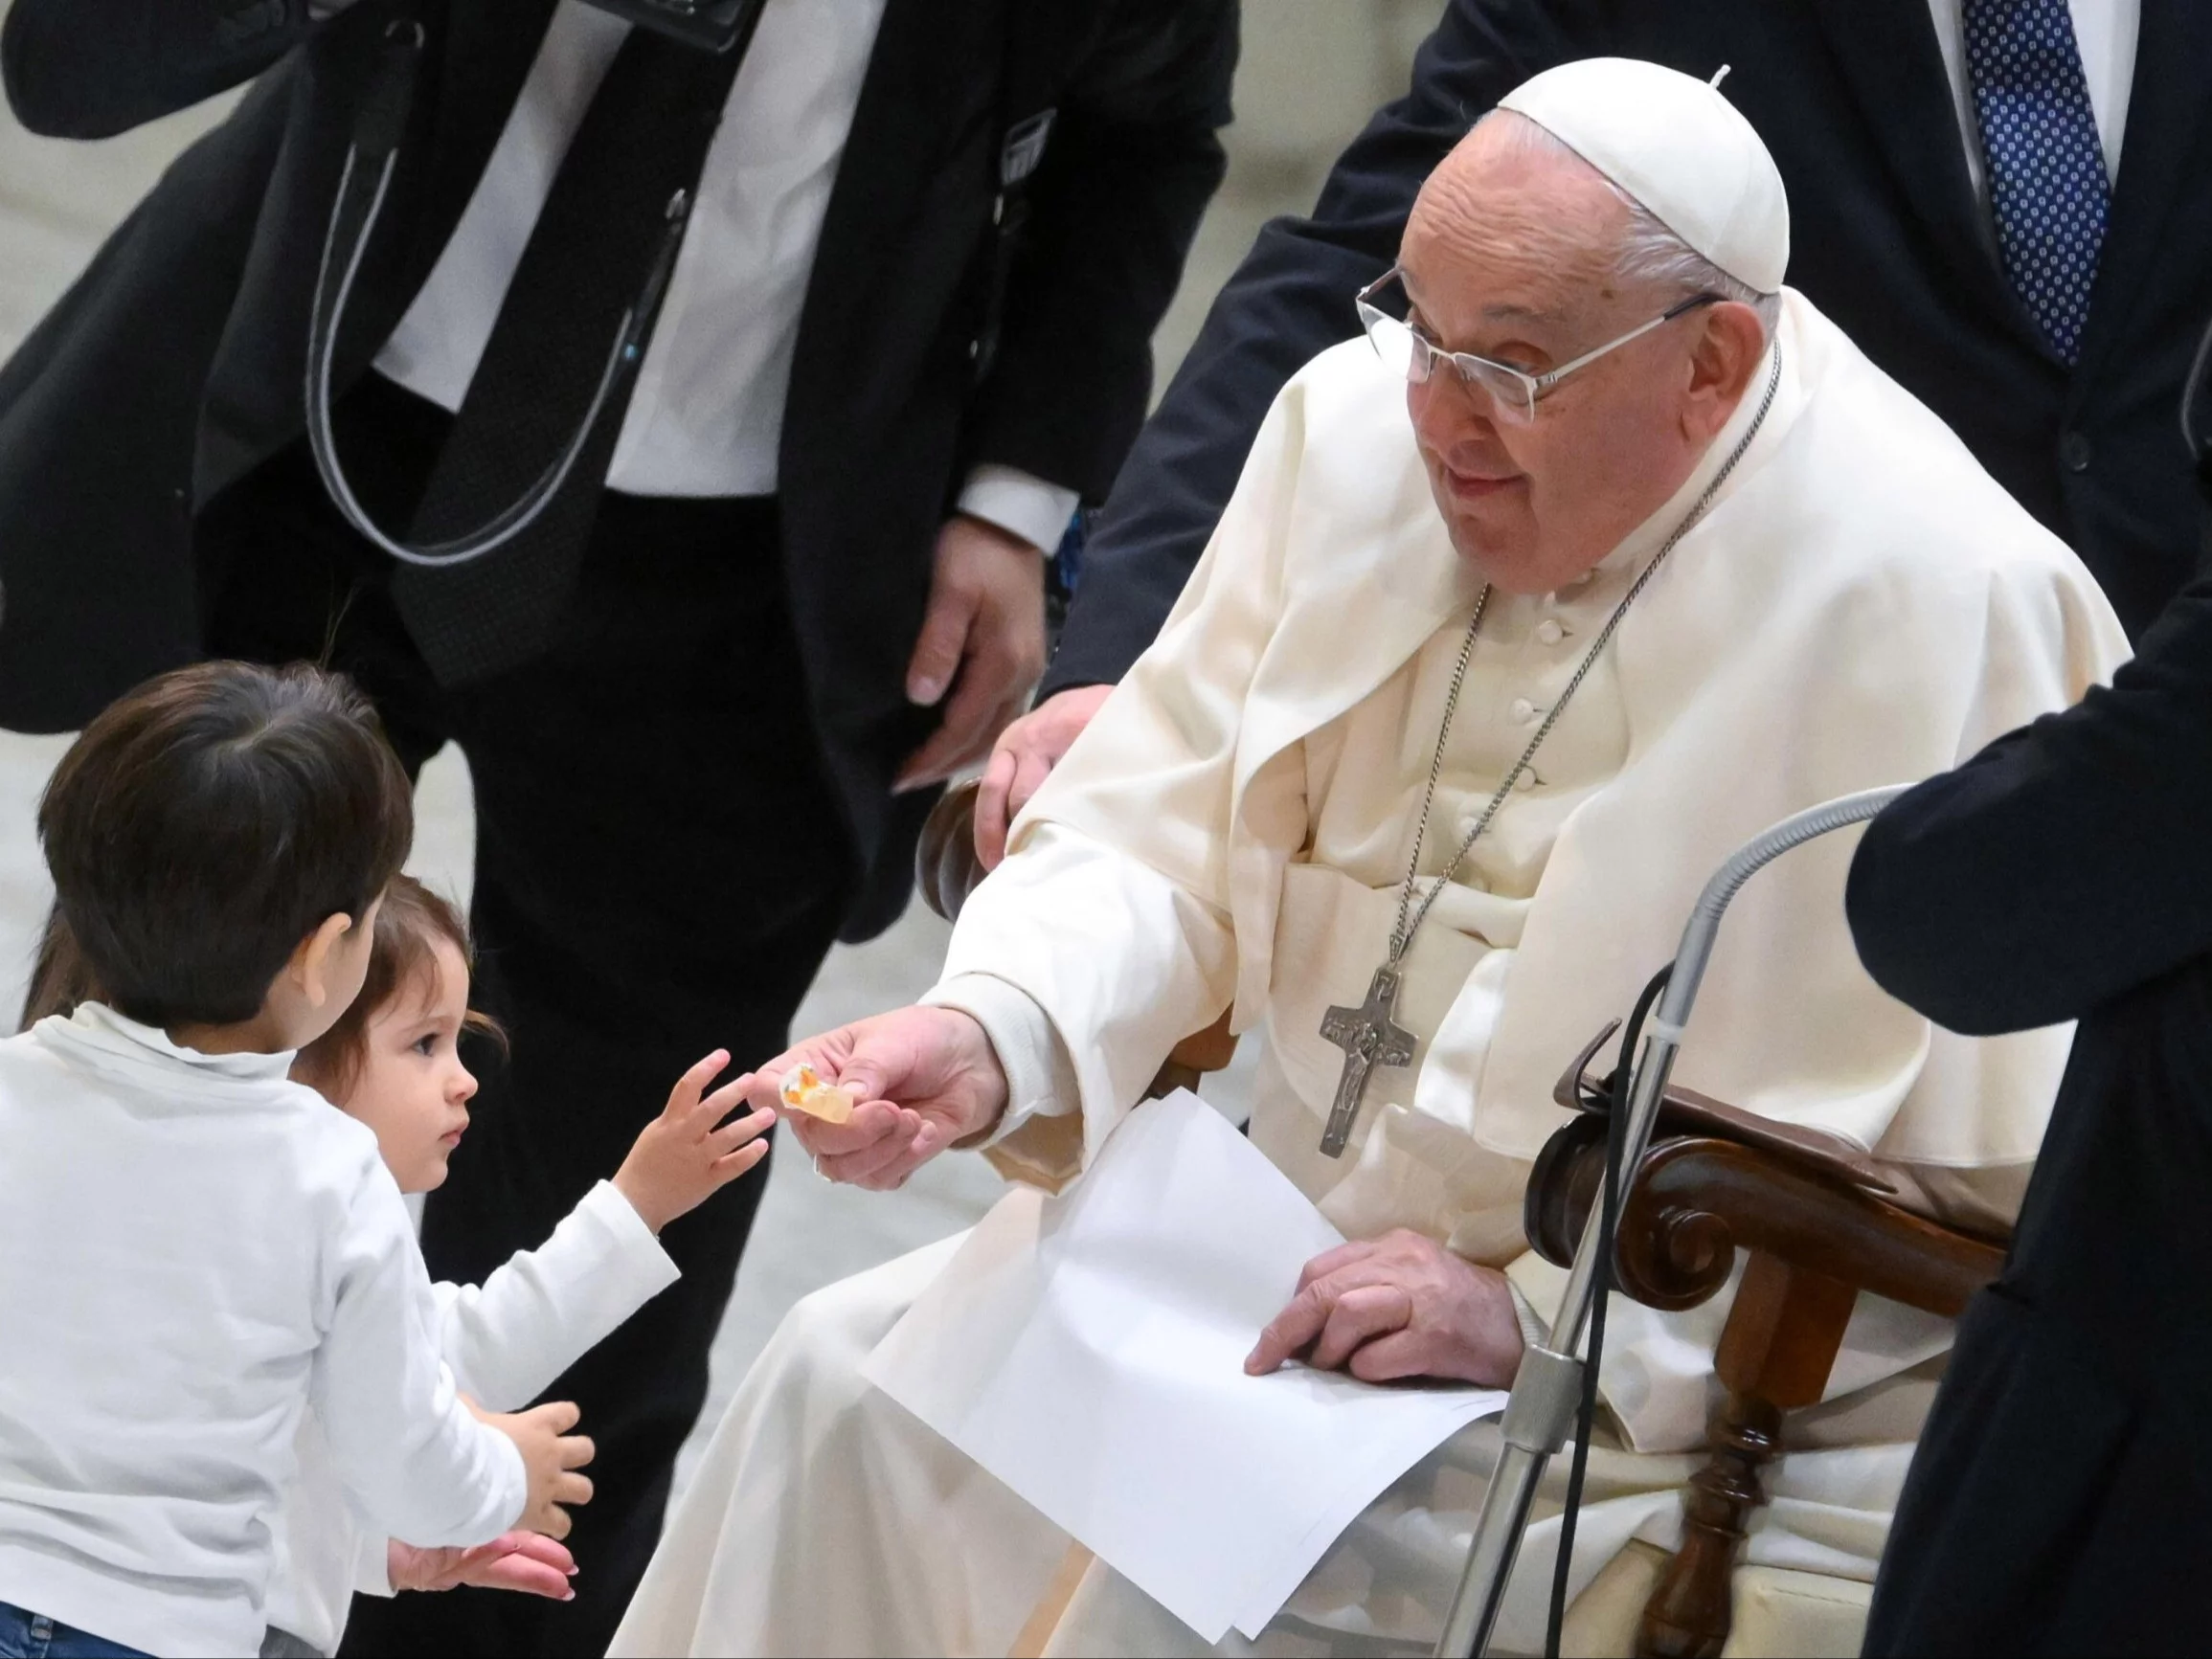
[1636,1391,1782,1658]
[1635,1252,1858,1659]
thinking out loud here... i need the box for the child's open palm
[389,1531,577,1599]
[612,1049,775,1234]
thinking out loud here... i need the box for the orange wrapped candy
[779,1063,857,1125]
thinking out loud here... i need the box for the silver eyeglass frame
[1355,268,1723,423]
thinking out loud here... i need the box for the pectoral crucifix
[1318,965,1416,1157]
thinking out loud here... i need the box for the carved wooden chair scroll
[1524,1024,2008,1659]
[915,778,1236,1093]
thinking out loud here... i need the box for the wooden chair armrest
[1552,1021,1897,1196]
[916,778,990,924]
[1525,1118,2005,1319]
[1522,1090,2008,1659]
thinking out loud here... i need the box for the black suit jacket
[0,0,1233,937]
[1045,0,2212,698]
[1846,560,2212,1655]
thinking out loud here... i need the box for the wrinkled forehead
[1399,115,1631,330]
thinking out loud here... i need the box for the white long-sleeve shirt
[374,0,1078,550]
[265,1181,679,1654]
[0,1004,526,1659]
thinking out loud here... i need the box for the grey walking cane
[1433,784,1914,1658]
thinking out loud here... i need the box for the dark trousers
[196,376,858,1655]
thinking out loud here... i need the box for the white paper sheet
[861,1091,1506,1644]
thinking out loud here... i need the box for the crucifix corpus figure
[1320,967,1416,1155]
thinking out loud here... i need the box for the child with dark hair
[260,877,773,1658]
[0,663,593,1659]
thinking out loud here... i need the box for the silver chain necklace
[1316,346,1784,1156]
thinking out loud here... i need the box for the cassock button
[1509,697,1538,724]
[1536,619,1566,645]
[1513,770,1536,792]
[2060,431,2092,473]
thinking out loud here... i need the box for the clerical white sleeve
[937,822,1239,1188]
[932,383,1333,1185]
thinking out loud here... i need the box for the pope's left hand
[894,514,1049,795]
[1245,1229,1525,1386]
[388,1532,577,1599]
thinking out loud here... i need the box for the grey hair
[1478,109,1782,337]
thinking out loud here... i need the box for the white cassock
[615,293,2128,1658]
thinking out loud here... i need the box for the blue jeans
[0,1604,149,1659]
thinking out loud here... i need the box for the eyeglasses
[1355,269,1722,424]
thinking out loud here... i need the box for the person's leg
[0,1603,155,1659]
[341,493,860,1657]
[612,1235,1076,1658]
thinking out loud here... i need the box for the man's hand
[475,1400,595,1539]
[974,684,1116,869]
[895,515,1049,795]
[738,1006,1008,1191]
[1245,1229,1525,1386]
[388,1533,577,1600]
[611,1048,776,1234]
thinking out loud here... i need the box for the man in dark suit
[0,2,1232,1650]
[1846,540,2212,1655]
[976,0,2212,863]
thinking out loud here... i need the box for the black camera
[580,0,766,55]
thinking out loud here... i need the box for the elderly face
[1398,117,1764,593]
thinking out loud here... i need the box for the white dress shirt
[1925,0,2140,196]
[266,1180,680,1654]
[375,0,1079,552]
[0,1005,525,1659]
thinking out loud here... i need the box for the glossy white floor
[0,1,1429,1502]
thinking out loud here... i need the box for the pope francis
[615,60,2127,1659]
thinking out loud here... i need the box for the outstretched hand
[612,1049,775,1234]
[388,1532,577,1599]
[738,1006,1008,1191]
[1245,1229,1525,1386]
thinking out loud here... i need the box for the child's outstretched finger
[473,1549,575,1600]
[709,1139,771,1184]
[710,1108,775,1153]
[733,1069,784,1115]
[453,1533,576,1599]
[506,1532,576,1573]
[694,1078,752,1130]
[666,1049,732,1119]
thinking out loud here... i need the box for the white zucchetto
[1498,56,1790,293]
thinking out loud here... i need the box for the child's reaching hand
[476,1399,595,1539]
[612,1049,776,1235]
[389,1531,577,1599]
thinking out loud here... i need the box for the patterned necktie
[1961,0,2111,364]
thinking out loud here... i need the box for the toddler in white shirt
[247,876,775,1657]
[0,662,592,1659]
